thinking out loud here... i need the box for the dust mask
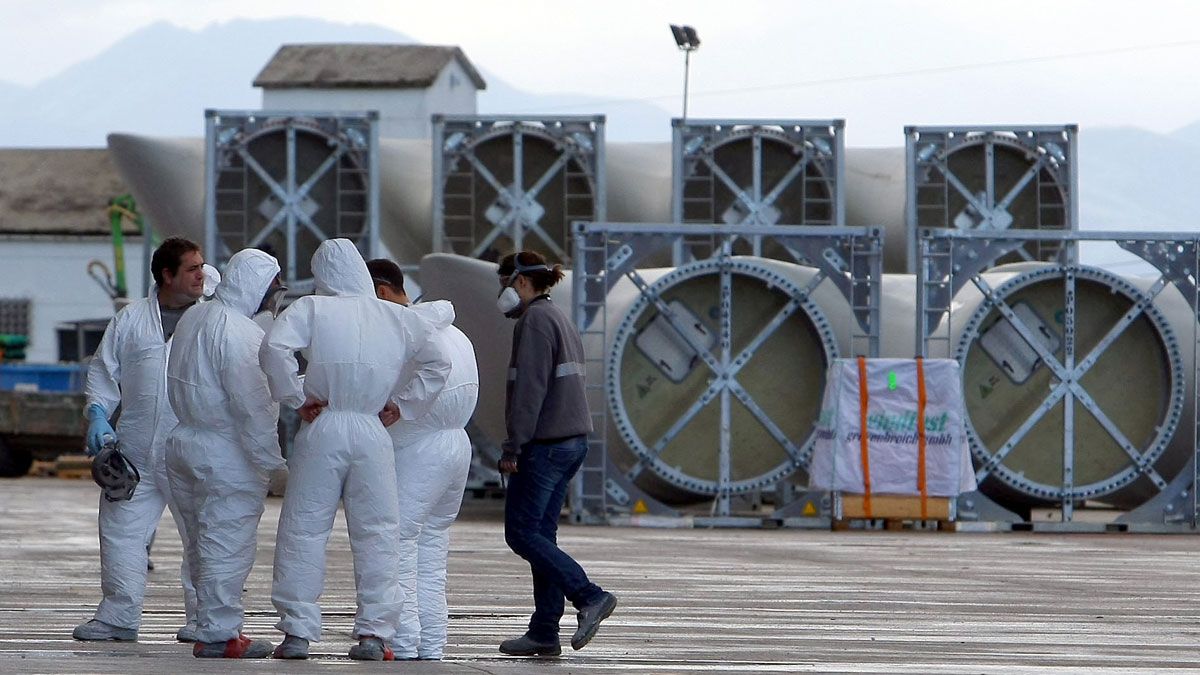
[496,286,522,317]
[496,261,551,319]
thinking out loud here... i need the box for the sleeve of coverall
[259,298,312,410]
[392,330,451,421]
[84,316,122,418]
[223,332,285,474]
[505,323,555,454]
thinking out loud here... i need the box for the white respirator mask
[496,286,522,316]
[497,261,550,319]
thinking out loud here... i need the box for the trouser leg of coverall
[415,468,468,659]
[157,454,199,628]
[193,473,268,643]
[272,441,343,642]
[392,458,429,659]
[344,440,402,641]
[392,430,470,658]
[166,451,204,639]
[96,454,197,631]
[503,439,602,641]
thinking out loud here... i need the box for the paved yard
[3,478,1200,673]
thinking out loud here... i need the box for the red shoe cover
[224,634,254,658]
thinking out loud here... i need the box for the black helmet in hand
[91,439,140,502]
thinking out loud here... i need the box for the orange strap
[916,357,929,519]
[857,357,872,518]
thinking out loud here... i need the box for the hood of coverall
[214,249,281,318]
[312,238,374,298]
[202,263,221,298]
[405,299,455,330]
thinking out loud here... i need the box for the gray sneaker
[272,634,309,660]
[499,634,562,657]
[193,634,274,658]
[176,622,199,643]
[72,619,137,642]
[571,591,618,650]
[348,636,394,661]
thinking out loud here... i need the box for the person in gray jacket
[495,251,617,658]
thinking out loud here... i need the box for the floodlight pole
[682,48,692,121]
[670,24,699,121]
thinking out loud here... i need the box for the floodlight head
[670,24,688,48]
[682,26,700,48]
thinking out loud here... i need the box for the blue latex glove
[85,403,116,457]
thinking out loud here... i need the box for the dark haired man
[74,236,205,643]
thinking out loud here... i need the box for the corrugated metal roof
[0,149,138,236]
[253,44,486,90]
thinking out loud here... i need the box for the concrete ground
[3,478,1200,674]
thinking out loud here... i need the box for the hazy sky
[2,0,1199,146]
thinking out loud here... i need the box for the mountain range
[0,17,671,146]
[1,17,1197,249]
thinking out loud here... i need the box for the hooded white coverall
[388,300,479,659]
[261,239,451,643]
[84,286,198,631]
[165,249,286,644]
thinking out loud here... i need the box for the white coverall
[389,301,479,659]
[165,249,286,644]
[84,286,198,631]
[261,238,451,643]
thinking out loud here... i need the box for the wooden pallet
[832,493,956,532]
[28,459,57,478]
[53,454,93,479]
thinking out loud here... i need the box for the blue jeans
[504,436,603,641]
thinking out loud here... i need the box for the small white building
[0,149,147,363]
[253,44,487,139]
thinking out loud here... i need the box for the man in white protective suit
[165,248,289,658]
[366,258,479,661]
[260,239,451,661]
[74,236,203,643]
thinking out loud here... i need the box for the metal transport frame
[916,228,1200,530]
[204,109,380,292]
[671,118,846,265]
[905,125,1078,273]
[432,114,605,263]
[570,222,882,524]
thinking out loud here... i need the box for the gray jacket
[503,296,592,454]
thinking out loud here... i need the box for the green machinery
[88,194,155,302]
[0,195,154,476]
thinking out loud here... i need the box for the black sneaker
[571,591,617,650]
[499,634,562,657]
